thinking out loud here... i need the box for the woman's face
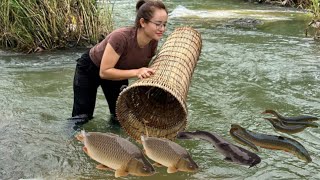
[143,9,168,41]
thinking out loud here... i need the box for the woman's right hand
[136,67,155,79]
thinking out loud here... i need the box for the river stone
[226,18,264,28]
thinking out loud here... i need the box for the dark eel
[229,124,312,163]
[264,118,318,134]
[262,110,319,122]
[177,130,261,167]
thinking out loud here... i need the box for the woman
[69,0,168,126]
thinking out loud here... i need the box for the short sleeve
[151,40,159,57]
[108,32,127,56]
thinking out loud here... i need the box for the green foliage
[309,0,320,18]
[0,0,113,52]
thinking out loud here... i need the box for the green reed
[0,0,113,52]
[309,0,320,18]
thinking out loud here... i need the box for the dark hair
[135,0,168,28]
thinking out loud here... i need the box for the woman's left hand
[136,67,155,79]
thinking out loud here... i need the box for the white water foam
[169,5,295,21]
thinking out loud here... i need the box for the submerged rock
[226,18,264,28]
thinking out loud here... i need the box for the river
[0,0,320,179]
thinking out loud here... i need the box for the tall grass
[309,0,320,18]
[0,0,113,52]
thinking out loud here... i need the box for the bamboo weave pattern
[116,27,202,141]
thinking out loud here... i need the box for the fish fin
[76,133,84,141]
[115,168,129,178]
[153,162,163,167]
[167,166,178,173]
[83,146,88,154]
[96,164,112,171]
[136,139,142,144]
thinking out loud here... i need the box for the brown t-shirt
[89,27,158,70]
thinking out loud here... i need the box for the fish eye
[190,163,198,169]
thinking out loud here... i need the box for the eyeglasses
[147,20,167,29]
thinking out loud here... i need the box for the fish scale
[141,135,199,174]
[84,132,141,169]
[144,137,184,165]
[77,131,155,177]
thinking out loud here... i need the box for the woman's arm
[99,43,155,80]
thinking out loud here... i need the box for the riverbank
[247,0,310,8]
[0,0,113,53]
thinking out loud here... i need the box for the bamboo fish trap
[116,27,202,141]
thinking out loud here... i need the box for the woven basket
[116,27,202,141]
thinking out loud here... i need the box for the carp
[141,135,199,173]
[76,130,155,178]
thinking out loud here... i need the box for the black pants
[72,51,128,118]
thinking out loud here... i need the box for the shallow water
[1,0,320,179]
